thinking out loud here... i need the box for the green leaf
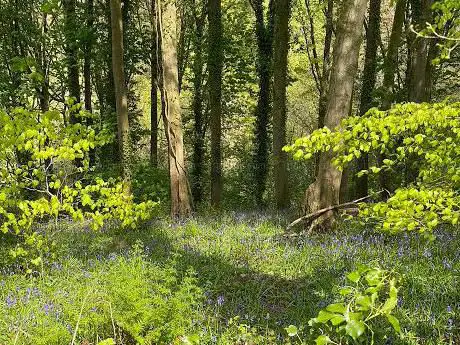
[285,325,298,337]
[345,320,366,340]
[326,303,346,314]
[316,310,335,323]
[347,270,361,283]
[97,339,115,345]
[387,314,401,334]
[330,315,346,326]
[315,335,332,345]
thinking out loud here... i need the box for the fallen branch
[287,191,386,231]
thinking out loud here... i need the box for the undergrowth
[0,214,459,344]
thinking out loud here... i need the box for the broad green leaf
[345,320,366,340]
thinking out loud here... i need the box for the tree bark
[251,0,274,205]
[84,0,95,165]
[318,0,334,129]
[378,0,406,196]
[305,0,368,229]
[209,0,223,208]
[408,0,432,102]
[150,0,159,167]
[272,0,290,209]
[381,0,407,110]
[110,0,132,194]
[356,0,381,198]
[158,0,192,218]
[190,4,206,205]
[63,0,81,123]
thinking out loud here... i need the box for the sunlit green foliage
[306,264,401,344]
[286,102,460,235]
[0,105,157,269]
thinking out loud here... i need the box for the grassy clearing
[0,214,459,344]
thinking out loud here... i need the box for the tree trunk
[408,0,432,102]
[158,0,192,218]
[191,6,206,205]
[356,0,381,198]
[209,0,223,208]
[379,0,406,196]
[251,0,274,205]
[382,0,406,110]
[63,0,81,123]
[272,0,290,209]
[318,0,334,129]
[84,0,94,114]
[150,0,159,167]
[110,0,132,194]
[305,0,368,229]
[84,0,95,165]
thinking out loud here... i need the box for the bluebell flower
[6,294,16,308]
[217,295,225,306]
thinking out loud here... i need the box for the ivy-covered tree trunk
[159,0,192,218]
[356,0,381,198]
[305,0,368,229]
[272,0,290,209]
[150,0,159,167]
[84,0,95,165]
[209,0,223,208]
[63,0,81,122]
[191,4,206,205]
[250,0,274,205]
[110,0,132,194]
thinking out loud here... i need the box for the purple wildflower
[217,295,224,306]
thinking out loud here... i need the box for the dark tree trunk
[150,0,159,167]
[191,5,206,205]
[110,0,132,194]
[272,0,290,209]
[84,0,95,165]
[382,0,407,110]
[379,0,406,196]
[250,0,274,205]
[209,0,223,208]
[63,0,81,123]
[408,0,432,102]
[356,0,381,198]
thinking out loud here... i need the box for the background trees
[0,0,457,218]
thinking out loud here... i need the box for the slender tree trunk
[382,0,407,110]
[84,0,95,165]
[191,7,206,205]
[379,0,406,196]
[158,0,192,218]
[272,0,290,209]
[150,0,159,167]
[356,0,381,198]
[251,0,274,205]
[408,0,432,102]
[305,0,368,229]
[110,0,132,194]
[209,0,223,208]
[84,0,94,114]
[63,0,81,122]
[318,0,334,129]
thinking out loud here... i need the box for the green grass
[0,213,459,344]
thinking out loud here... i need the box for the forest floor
[0,213,459,344]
